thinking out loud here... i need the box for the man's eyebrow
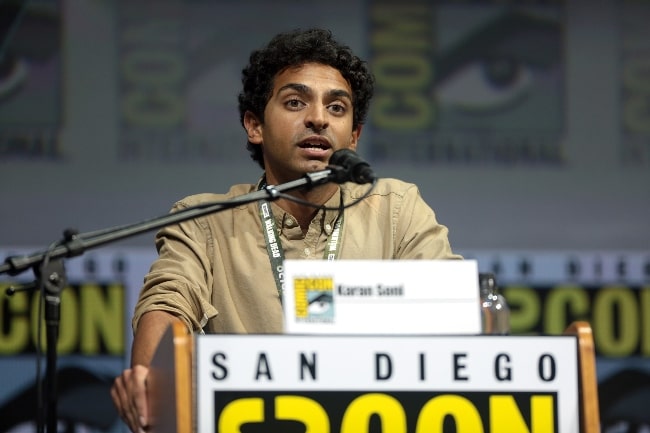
[277,83,311,95]
[328,89,353,101]
[277,83,352,101]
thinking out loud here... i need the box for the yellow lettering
[544,285,589,334]
[218,398,263,433]
[503,286,540,333]
[371,5,431,52]
[122,20,181,45]
[416,394,483,433]
[593,286,638,356]
[371,5,430,36]
[624,57,650,92]
[342,393,406,433]
[369,2,435,131]
[374,94,433,129]
[0,288,29,353]
[122,50,185,85]
[490,395,554,433]
[80,284,124,355]
[374,55,431,90]
[642,287,650,356]
[0,282,125,355]
[29,288,79,352]
[622,56,650,133]
[57,289,78,353]
[276,395,329,433]
[122,90,185,128]
[623,95,650,133]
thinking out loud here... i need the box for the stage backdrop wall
[1,1,649,432]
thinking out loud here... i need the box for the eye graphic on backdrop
[599,368,650,433]
[436,57,534,112]
[0,1,60,103]
[434,10,561,115]
[0,366,118,433]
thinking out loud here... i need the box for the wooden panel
[565,321,601,433]
[148,321,193,433]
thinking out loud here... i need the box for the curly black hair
[238,28,375,168]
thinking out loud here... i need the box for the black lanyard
[257,185,344,299]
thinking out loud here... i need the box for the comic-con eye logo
[293,277,335,323]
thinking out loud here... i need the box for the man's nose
[305,105,329,131]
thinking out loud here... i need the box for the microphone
[328,149,376,184]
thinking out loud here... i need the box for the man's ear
[349,125,362,150]
[244,111,263,144]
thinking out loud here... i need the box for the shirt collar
[268,187,342,236]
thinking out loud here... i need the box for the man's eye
[286,99,303,108]
[329,104,346,114]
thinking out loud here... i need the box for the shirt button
[325,224,332,231]
[285,217,296,227]
[304,248,311,256]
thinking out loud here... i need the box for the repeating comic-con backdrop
[1,1,649,432]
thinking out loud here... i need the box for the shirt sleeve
[131,200,219,334]
[393,182,463,260]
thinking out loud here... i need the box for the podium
[147,321,600,433]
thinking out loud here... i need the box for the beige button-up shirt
[133,178,461,334]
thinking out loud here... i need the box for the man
[111,28,461,432]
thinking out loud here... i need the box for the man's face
[244,62,360,185]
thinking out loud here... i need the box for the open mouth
[298,136,331,151]
[299,142,329,150]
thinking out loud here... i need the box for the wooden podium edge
[172,320,193,433]
[149,321,194,433]
[564,321,601,433]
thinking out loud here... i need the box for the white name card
[282,259,481,335]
